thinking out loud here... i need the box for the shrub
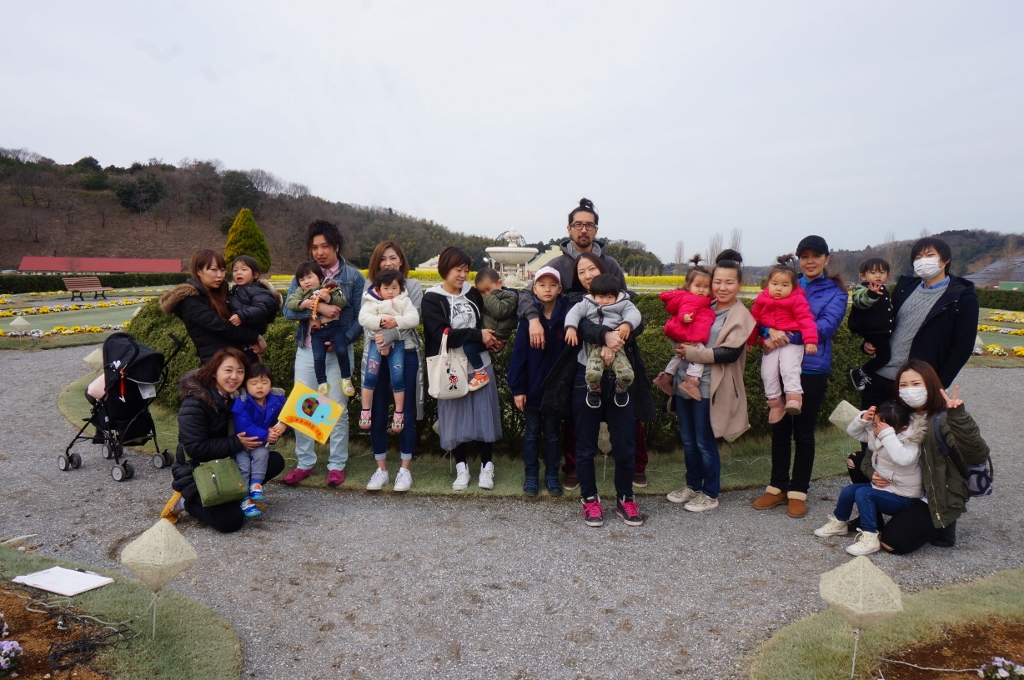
[224,208,272,273]
[0,273,188,294]
[129,294,862,456]
[976,288,1024,312]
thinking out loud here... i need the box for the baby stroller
[61,332,183,481]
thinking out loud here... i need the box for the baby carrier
[62,332,183,481]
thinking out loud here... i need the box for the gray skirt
[438,363,502,450]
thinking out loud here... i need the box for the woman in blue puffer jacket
[752,235,849,519]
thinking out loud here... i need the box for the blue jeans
[834,483,917,534]
[369,349,419,461]
[523,409,561,481]
[571,364,635,500]
[675,395,721,499]
[311,320,351,384]
[463,341,486,370]
[363,341,405,393]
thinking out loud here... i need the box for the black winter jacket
[160,280,259,364]
[421,284,487,357]
[170,369,245,501]
[227,279,282,335]
[848,284,894,339]
[889,275,979,387]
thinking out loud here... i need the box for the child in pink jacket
[750,256,819,423]
[656,258,716,400]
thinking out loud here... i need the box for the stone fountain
[484,228,538,288]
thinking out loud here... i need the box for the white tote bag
[427,329,469,399]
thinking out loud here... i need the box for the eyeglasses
[570,221,597,232]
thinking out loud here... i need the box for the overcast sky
[3,1,1022,265]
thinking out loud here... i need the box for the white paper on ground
[12,566,114,596]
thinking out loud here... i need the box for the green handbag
[184,447,247,507]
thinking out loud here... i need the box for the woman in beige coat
[666,250,756,512]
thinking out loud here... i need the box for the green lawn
[2,303,142,331]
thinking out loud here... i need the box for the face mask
[913,256,943,280]
[899,387,928,409]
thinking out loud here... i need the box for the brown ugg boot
[767,397,786,424]
[785,393,803,416]
[652,371,674,396]
[680,375,702,401]
[787,491,808,518]
[752,486,788,510]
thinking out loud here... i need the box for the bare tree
[52,190,82,232]
[284,182,310,198]
[673,240,685,275]
[245,168,284,196]
[94,199,109,229]
[1000,234,1020,282]
[707,233,723,265]
[729,228,742,253]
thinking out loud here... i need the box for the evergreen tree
[224,208,272,273]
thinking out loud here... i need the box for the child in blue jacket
[507,267,568,497]
[231,363,288,517]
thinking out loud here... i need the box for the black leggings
[183,451,285,534]
[453,441,492,466]
[769,373,828,494]
[878,500,955,554]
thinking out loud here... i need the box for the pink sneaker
[282,466,316,485]
[327,469,346,487]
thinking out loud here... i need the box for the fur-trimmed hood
[177,368,232,412]
[160,279,204,314]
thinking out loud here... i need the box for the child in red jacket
[656,258,715,400]
[750,256,819,423]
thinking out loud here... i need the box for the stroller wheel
[101,444,114,460]
[111,465,125,482]
[57,455,70,471]
[152,453,167,469]
[124,461,135,479]
[70,453,82,469]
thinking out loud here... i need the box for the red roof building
[18,257,183,274]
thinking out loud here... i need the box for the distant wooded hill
[0,148,664,274]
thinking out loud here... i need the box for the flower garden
[976,309,1024,360]
[0,290,157,345]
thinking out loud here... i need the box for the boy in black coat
[848,257,894,391]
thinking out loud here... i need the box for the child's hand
[872,419,891,436]
[805,343,818,355]
[565,327,578,346]
[318,289,331,302]
[229,313,242,326]
[861,406,877,421]
[868,281,884,294]
[617,323,631,340]
[300,298,315,310]
[379,345,389,356]
[267,422,287,444]
[513,395,526,411]
[683,313,693,323]
[381,314,395,326]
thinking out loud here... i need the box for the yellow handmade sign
[280,381,345,444]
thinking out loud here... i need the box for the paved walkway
[1,347,1021,678]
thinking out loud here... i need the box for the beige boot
[785,393,803,416]
[680,375,702,400]
[767,397,786,424]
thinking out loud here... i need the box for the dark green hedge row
[976,288,1024,312]
[0,273,188,294]
[129,294,863,456]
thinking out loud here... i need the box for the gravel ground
[1,346,1021,679]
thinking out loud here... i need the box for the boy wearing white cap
[507,266,569,496]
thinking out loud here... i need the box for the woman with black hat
[752,235,848,518]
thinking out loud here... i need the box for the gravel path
[1,346,1021,679]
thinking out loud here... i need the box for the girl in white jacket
[358,270,420,433]
[814,401,925,555]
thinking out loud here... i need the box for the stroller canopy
[103,332,164,385]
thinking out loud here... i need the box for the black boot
[930,521,957,548]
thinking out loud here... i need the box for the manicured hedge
[975,288,1024,312]
[129,294,863,456]
[0,273,188,294]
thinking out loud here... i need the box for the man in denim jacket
[281,220,365,488]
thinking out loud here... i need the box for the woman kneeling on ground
[665,249,756,512]
[161,348,285,533]
[866,359,990,554]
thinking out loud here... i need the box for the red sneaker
[282,466,316,485]
[327,469,346,487]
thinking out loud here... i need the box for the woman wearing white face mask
[849,237,979,486]
[859,359,990,554]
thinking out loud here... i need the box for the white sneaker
[452,462,470,490]
[814,514,850,537]
[684,492,720,512]
[394,468,412,492]
[478,461,495,490]
[667,486,699,505]
[846,529,881,556]
[366,469,389,491]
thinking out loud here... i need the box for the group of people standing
[155,200,988,558]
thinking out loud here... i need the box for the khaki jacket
[686,302,756,441]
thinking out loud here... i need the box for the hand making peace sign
[940,386,963,409]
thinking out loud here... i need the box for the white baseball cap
[533,266,561,284]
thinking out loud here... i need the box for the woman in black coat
[160,250,261,364]
[161,348,285,533]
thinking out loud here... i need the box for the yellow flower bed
[0,297,150,317]
[983,344,1008,356]
[988,311,1024,324]
[1013,346,1024,357]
